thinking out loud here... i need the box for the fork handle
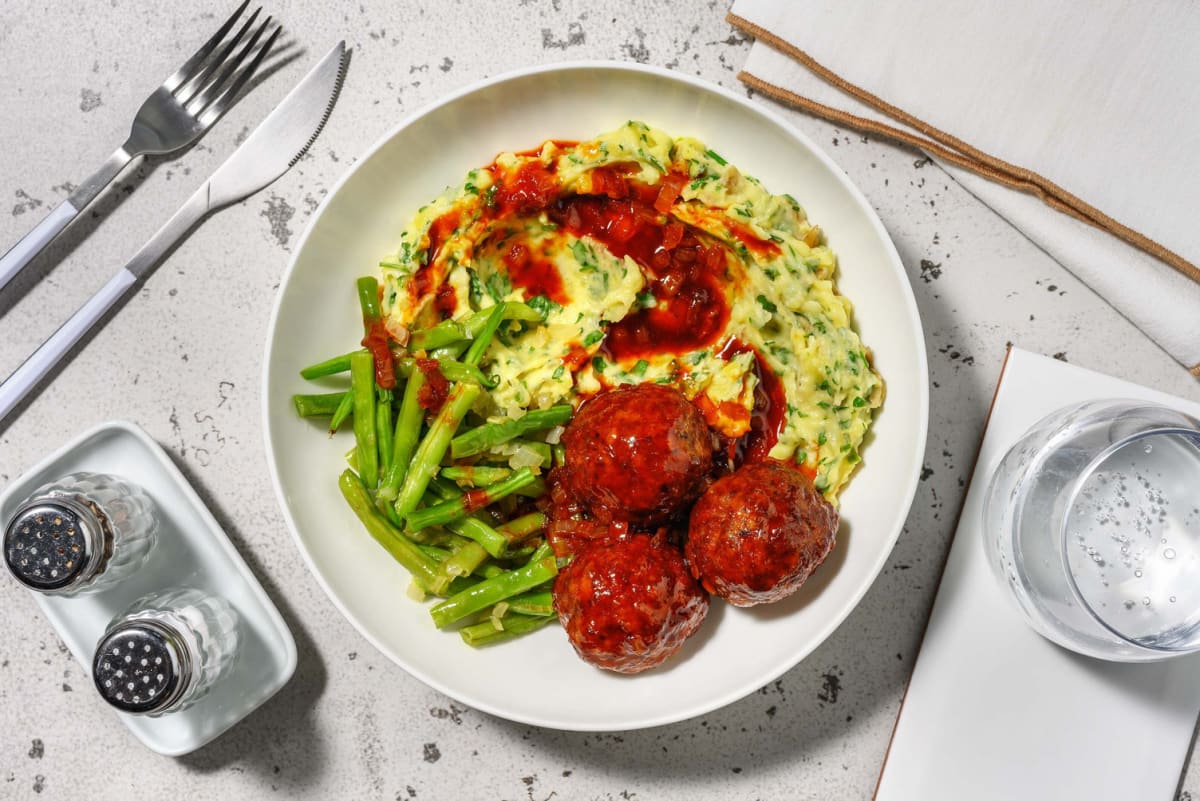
[0,200,79,293]
[0,147,131,294]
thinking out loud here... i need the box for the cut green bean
[460,613,554,646]
[507,590,555,616]
[395,357,496,388]
[426,481,511,558]
[378,369,425,501]
[293,391,347,418]
[462,303,506,367]
[376,387,394,477]
[393,382,482,519]
[496,512,546,544]
[350,350,379,487]
[407,468,537,532]
[328,391,354,435]
[430,555,558,628]
[300,350,362,380]
[515,476,547,498]
[409,302,543,352]
[441,465,512,486]
[338,470,440,588]
[357,276,383,326]
[450,406,573,459]
[429,541,489,595]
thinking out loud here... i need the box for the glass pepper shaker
[92,588,240,716]
[3,471,157,596]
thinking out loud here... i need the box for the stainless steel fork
[0,1,281,293]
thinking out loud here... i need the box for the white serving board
[875,347,1200,800]
[0,421,297,756]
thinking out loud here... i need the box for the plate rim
[261,59,930,730]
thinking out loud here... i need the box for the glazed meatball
[560,384,713,526]
[554,533,709,673]
[686,459,838,607]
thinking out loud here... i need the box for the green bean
[408,302,543,352]
[462,303,505,367]
[393,382,482,519]
[328,391,354,435]
[300,350,362,380]
[357,276,383,327]
[459,613,554,646]
[394,357,496,388]
[376,387,394,477]
[430,555,558,628]
[441,465,512,486]
[407,468,537,532]
[450,406,573,459]
[428,541,490,596]
[338,470,439,588]
[495,512,546,544]
[377,369,426,502]
[350,351,379,487]
[506,590,555,616]
[293,392,347,418]
[426,478,511,558]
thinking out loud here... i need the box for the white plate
[1,421,297,755]
[262,62,929,731]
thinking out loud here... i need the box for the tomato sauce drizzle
[540,167,731,360]
[415,358,449,413]
[501,239,570,305]
[716,338,787,466]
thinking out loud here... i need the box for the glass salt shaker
[92,588,240,716]
[3,471,157,596]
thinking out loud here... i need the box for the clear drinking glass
[982,399,1200,662]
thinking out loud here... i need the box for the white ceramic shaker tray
[0,420,296,756]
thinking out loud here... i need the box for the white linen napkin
[729,0,1200,374]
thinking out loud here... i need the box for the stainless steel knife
[0,41,347,423]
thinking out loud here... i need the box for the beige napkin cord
[727,12,1200,294]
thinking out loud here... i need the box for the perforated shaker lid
[3,497,103,592]
[92,619,189,714]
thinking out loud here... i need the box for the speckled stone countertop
[1,2,1197,799]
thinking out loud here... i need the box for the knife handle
[0,268,136,422]
[0,200,80,293]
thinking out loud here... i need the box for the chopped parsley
[756,295,778,314]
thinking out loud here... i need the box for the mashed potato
[380,122,882,499]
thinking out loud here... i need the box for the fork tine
[162,1,251,94]
[197,24,283,127]
[176,7,261,106]
[188,17,277,120]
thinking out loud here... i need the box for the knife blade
[0,41,347,423]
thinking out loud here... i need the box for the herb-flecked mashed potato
[380,122,883,499]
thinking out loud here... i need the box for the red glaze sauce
[361,320,396,390]
[716,339,787,465]
[542,168,731,360]
[726,219,781,260]
[502,239,569,305]
[433,282,457,318]
[492,161,559,216]
[416,358,449,413]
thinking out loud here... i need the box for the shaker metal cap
[3,498,100,591]
[92,620,188,714]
